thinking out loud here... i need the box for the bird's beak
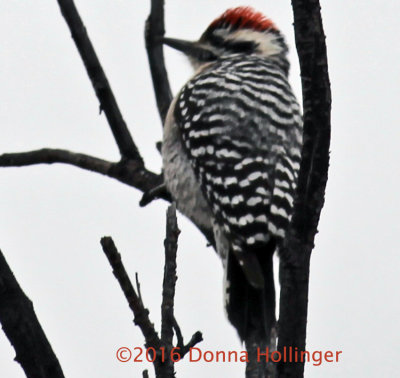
[163,37,217,62]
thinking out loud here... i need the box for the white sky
[1,1,400,377]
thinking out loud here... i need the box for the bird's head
[163,6,288,70]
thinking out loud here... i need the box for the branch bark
[56,0,141,160]
[145,0,173,124]
[0,249,65,378]
[161,205,179,348]
[0,148,165,195]
[101,237,162,351]
[277,1,331,377]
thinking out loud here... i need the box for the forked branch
[100,205,203,377]
[0,148,164,196]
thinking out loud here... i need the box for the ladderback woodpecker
[162,6,302,345]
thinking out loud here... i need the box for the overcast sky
[1,1,400,377]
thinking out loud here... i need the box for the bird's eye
[225,39,257,53]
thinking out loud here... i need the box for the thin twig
[56,0,141,160]
[172,316,184,349]
[135,272,144,303]
[172,316,203,359]
[180,331,203,358]
[277,1,331,377]
[140,183,171,207]
[0,249,65,378]
[145,0,173,124]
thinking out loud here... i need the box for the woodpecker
[162,7,302,346]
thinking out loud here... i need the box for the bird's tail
[224,244,276,347]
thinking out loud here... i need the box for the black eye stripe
[224,40,258,53]
[205,34,257,54]
[207,34,225,47]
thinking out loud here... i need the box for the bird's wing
[174,58,301,251]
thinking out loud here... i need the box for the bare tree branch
[277,1,331,377]
[0,249,65,378]
[160,205,204,363]
[145,0,173,124]
[0,148,166,196]
[245,328,276,378]
[100,205,202,377]
[56,0,141,160]
[177,329,203,359]
[161,204,179,347]
[0,0,213,246]
[160,205,203,361]
[100,237,162,351]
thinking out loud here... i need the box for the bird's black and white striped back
[174,53,302,257]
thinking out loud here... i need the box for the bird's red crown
[209,6,278,32]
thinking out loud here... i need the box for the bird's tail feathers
[224,244,276,346]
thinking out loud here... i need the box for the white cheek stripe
[227,29,283,58]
